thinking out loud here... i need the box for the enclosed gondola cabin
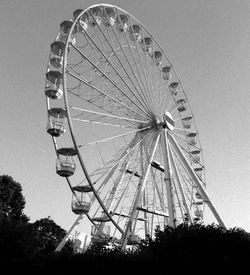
[57,20,76,44]
[176,99,187,112]
[153,51,162,66]
[60,20,74,34]
[162,66,171,80]
[129,24,141,42]
[88,7,102,27]
[71,188,91,215]
[128,234,141,245]
[195,192,202,200]
[194,209,203,218]
[56,147,77,177]
[191,150,201,163]
[47,108,67,137]
[187,132,197,146]
[91,224,111,244]
[50,41,65,69]
[73,9,83,20]
[71,201,90,215]
[182,116,192,129]
[73,9,89,31]
[141,37,152,53]
[116,14,128,32]
[194,167,203,179]
[45,71,63,99]
[194,200,204,206]
[103,7,116,27]
[169,82,179,96]
[72,185,92,193]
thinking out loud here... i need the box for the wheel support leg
[168,134,226,229]
[55,214,84,252]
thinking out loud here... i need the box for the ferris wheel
[44,4,226,250]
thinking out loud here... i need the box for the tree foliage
[138,223,250,272]
[1,173,250,274]
[0,175,73,262]
[32,217,73,254]
[0,175,28,223]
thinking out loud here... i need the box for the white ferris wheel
[44,4,226,251]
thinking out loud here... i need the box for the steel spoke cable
[96,20,153,115]
[168,144,193,222]
[138,24,163,116]
[76,23,152,118]
[170,132,202,152]
[170,97,187,115]
[70,106,149,124]
[156,51,164,117]
[70,46,148,120]
[78,126,151,148]
[129,26,157,115]
[107,11,154,114]
[71,111,139,128]
[111,148,142,215]
[71,117,138,129]
[172,177,185,221]
[123,33,155,116]
[67,65,143,121]
[142,32,160,115]
[71,44,150,118]
[133,23,158,114]
[66,70,149,120]
[151,38,162,116]
[168,140,205,195]
[91,131,151,198]
[168,143,195,205]
[124,16,155,114]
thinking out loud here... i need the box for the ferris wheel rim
[44,3,223,249]
[63,3,205,222]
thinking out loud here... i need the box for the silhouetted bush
[2,223,250,274]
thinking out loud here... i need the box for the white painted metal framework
[44,4,226,251]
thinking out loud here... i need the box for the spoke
[164,94,174,114]
[151,39,160,114]
[72,46,150,120]
[74,26,152,118]
[161,131,176,227]
[67,70,149,120]
[139,27,159,115]
[168,144,192,222]
[71,117,138,129]
[67,65,142,122]
[90,131,151,210]
[121,130,161,248]
[96,17,153,114]
[78,126,151,148]
[125,19,155,114]
[99,131,150,186]
[172,177,185,221]
[170,132,201,151]
[174,127,198,133]
[170,99,187,115]
[168,134,227,228]
[71,44,149,116]
[70,106,149,124]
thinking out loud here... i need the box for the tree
[0,218,37,260]
[0,175,29,223]
[32,217,73,254]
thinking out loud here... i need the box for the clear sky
[1,0,250,233]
